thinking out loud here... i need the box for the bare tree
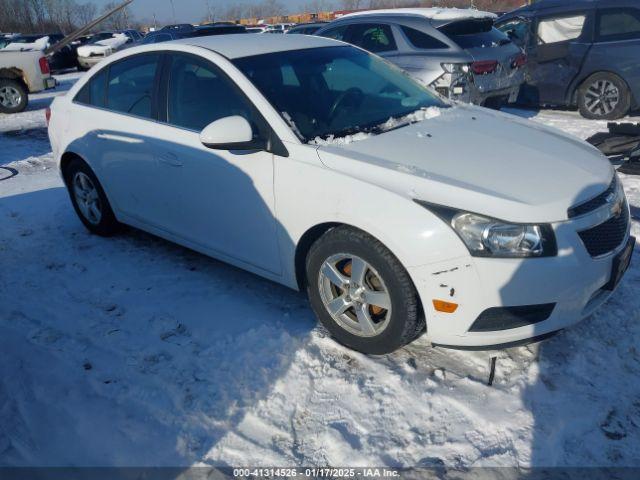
[305,0,334,13]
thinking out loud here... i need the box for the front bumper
[408,207,633,349]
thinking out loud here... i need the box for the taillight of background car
[511,53,527,69]
[471,60,498,75]
[39,57,50,75]
[45,107,51,126]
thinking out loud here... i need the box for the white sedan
[47,35,633,354]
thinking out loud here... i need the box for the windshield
[233,46,446,143]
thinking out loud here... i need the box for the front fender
[274,143,469,289]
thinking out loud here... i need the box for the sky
[88,0,311,24]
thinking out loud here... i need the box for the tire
[63,157,122,236]
[305,226,424,355]
[0,78,28,114]
[578,72,631,120]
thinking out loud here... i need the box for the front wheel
[306,226,424,355]
[0,79,28,114]
[578,72,631,120]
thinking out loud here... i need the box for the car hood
[315,105,613,223]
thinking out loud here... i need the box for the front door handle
[157,152,183,167]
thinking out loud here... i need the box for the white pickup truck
[0,50,56,113]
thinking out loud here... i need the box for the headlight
[416,202,557,258]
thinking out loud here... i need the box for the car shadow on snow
[0,140,318,467]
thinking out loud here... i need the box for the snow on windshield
[310,106,442,147]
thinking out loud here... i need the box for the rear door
[587,6,640,102]
[527,8,595,105]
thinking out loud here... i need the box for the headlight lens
[441,63,470,74]
[417,202,557,258]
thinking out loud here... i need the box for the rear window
[438,19,511,49]
[401,26,448,49]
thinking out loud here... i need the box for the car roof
[174,33,341,59]
[503,0,633,16]
[339,7,497,23]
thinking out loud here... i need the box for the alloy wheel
[73,172,102,225]
[584,79,620,116]
[0,86,22,109]
[318,253,392,338]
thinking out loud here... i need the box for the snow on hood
[310,107,442,146]
[1,36,49,52]
[77,34,128,57]
[316,105,613,223]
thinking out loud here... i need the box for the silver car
[316,8,526,108]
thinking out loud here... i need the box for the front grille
[568,177,616,218]
[578,206,629,257]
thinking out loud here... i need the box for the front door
[526,10,594,105]
[149,53,281,275]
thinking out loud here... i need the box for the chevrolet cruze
[47,34,634,354]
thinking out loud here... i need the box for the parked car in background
[286,22,328,35]
[496,0,640,120]
[0,49,55,113]
[49,35,632,354]
[140,24,246,45]
[316,8,526,108]
[267,23,295,34]
[1,33,78,71]
[246,26,270,34]
[76,31,138,70]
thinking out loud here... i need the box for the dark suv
[496,0,640,119]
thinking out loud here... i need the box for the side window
[106,54,159,119]
[75,68,108,108]
[166,54,255,131]
[597,8,640,42]
[401,26,448,49]
[496,19,529,47]
[348,23,397,53]
[320,25,349,41]
[537,14,586,44]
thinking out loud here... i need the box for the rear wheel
[306,226,424,354]
[63,158,121,236]
[578,72,631,120]
[0,79,28,114]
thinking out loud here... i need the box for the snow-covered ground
[1,72,639,468]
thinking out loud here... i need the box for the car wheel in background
[63,157,122,236]
[0,79,28,114]
[306,226,424,354]
[578,72,631,120]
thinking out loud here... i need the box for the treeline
[0,0,137,34]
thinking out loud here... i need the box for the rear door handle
[157,152,183,167]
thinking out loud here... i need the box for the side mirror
[200,116,265,151]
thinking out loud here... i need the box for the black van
[496,0,640,120]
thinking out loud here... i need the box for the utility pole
[169,0,177,24]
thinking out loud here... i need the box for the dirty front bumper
[77,56,105,69]
[407,208,633,349]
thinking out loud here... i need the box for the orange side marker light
[433,299,458,313]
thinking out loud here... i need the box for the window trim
[595,7,640,43]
